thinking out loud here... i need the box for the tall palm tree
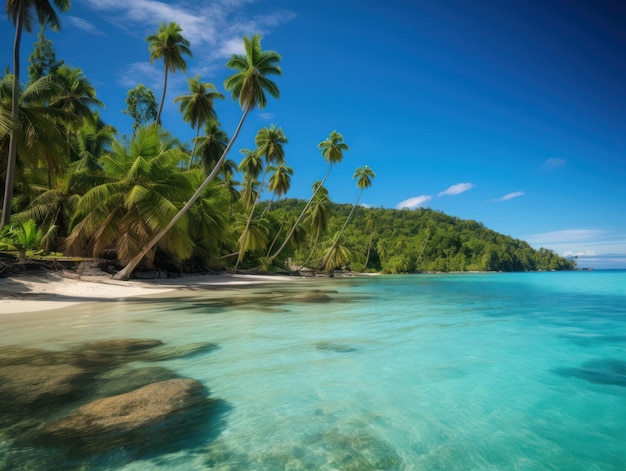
[3,0,70,228]
[320,165,375,272]
[302,182,330,266]
[262,161,292,214]
[265,130,348,266]
[174,75,224,169]
[334,165,375,244]
[235,124,286,267]
[114,34,281,280]
[147,22,192,125]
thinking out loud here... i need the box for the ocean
[1,270,625,470]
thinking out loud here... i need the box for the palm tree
[114,34,281,280]
[334,165,375,244]
[194,119,230,176]
[235,125,286,267]
[147,22,192,125]
[320,165,375,271]
[49,65,103,128]
[265,130,348,266]
[65,126,194,267]
[302,182,330,266]
[1,73,74,192]
[3,0,70,228]
[175,75,224,169]
[262,161,292,215]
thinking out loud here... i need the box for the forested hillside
[266,200,576,273]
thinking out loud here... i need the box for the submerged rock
[0,363,87,412]
[94,366,181,398]
[315,341,357,353]
[143,342,219,362]
[292,291,332,302]
[73,338,164,369]
[36,379,214,453]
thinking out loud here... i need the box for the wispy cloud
[524,229,626,267]
[67,16,107,36]
[117,62,161,89]
[438,182,474,197]
[539,157,566,172]
[490,191,525,202]
[396,195,433,210]
[83,1,295,63]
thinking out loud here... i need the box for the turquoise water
[1,271,625,470]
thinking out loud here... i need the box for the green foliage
[0,219,44,262]
[266,202,576,272]
[123,84,157,134]
[27,29,64,83]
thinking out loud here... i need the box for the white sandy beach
[0,271,297,315]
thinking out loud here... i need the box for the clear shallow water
[1,271,625,470]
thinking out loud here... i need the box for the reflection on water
[1,272,626,470]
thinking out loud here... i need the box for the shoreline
[0,271,299,316]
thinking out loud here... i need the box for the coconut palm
[49,65,103,128]
[262,161,292,215]
[334,165,375,244]
[147,22,192,125]
[265,130,348,266]
[320,165,375,271]
[114,34,281,280]
[175,76,224,169]
[3,0,70,227]
[1,73,73,192]
[65,126,194,267]
[194,119,230,176]
[235,125,286,267]
[302,182,330,266]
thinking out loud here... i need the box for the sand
[0,271,297,315]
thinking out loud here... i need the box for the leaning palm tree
[302,182,330,266]
[265,130,348,266]
[114,34,281,280]
[261,161,292,215]
[235,125,286,268]
[333,165,375,245]
[175,75,224,169]
[3,0,71,228]
[320,164,374,272]
[147,22,192,125]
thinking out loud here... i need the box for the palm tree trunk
[1,4,23,228]
[113,106,250,280]
[156,65,168,125]
[186,126,200,170]
[265,163,333,266]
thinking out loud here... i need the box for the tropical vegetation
[0,5,576,275]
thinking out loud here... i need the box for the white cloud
[83,0,295,68]
[438,182,474,197]
[490,191,525,202]
[67,16,107,36]
[117,62,160,89]
[563,250,596,257]
[395,195,433,210]
[539,157,566,172]
[523,229,626,267]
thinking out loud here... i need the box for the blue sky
[2,0,625,268]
